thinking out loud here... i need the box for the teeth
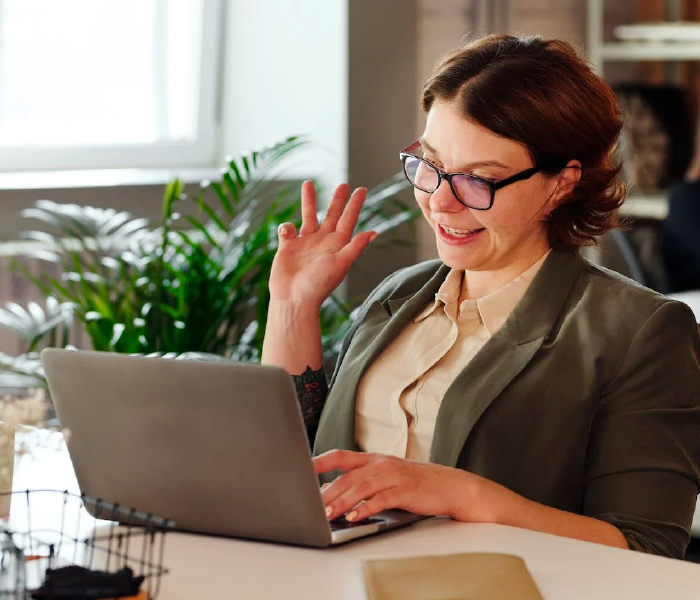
[441,225,479,237]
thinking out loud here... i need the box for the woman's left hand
[314,449,494,523]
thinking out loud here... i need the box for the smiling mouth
[439,224,485,238]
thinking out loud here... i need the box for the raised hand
[269,181,377,310]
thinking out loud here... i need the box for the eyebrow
[419,137,510,170]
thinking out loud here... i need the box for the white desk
[8,431,700,600]
[158,519,700,600]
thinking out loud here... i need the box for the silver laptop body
[41,349,424,547]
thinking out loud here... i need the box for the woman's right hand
[269,181,377,309]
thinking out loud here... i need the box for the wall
[344,0,420,298]
[221,0,348,190]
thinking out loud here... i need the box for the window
[0,0,222,171]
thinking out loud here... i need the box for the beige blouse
[355,253,549,462]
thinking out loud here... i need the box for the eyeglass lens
[403,155,492,209]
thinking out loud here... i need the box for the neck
[462,248,550,299]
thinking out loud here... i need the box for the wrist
[450,470,504,524]
[267,297,323,320]
[261,298,324,371]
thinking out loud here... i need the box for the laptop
[40,349,427,547]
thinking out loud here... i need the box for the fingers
[343,490,401,522]
[335,230,378,265]
[326,477,400,521]
[318,455,460,523]
[299,180,319,235]
[319,184,350,233]
[319,453,399,520]
[336,187,367,238]
[313,449,370,475]
[321,461,389,518]
[277,222,297,243]
[298,182,369,242]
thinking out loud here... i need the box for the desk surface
[8,430,700,600]
[161,520,700,600]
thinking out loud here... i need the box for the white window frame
[0,0,223,172]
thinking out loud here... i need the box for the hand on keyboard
[329,515,383,531]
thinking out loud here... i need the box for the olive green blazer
[313,250,700,559]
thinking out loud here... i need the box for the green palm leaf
[3,136,419,383]
[0,297,74,351]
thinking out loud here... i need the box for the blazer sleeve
[583,300,700,559]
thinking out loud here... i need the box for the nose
[429,178,463,213]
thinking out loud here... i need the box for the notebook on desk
[363,553,544,600]
[41,349,426,548]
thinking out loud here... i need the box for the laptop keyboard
[330,515,384,531]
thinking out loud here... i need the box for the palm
[270,182,375,305]
[272,233,349,295]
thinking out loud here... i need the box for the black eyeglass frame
[399,150,541,211]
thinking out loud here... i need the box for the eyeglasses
[399,141,541,210]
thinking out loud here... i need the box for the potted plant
[0,137,418,385]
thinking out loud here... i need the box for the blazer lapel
[430,251,584,466]
[313,265,450,455]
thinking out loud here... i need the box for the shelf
[601,42,700,61]
[615,22,700,43]
[620,194,668,219]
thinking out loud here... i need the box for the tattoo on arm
[292,366,328,432]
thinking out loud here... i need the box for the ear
[551,160,582,205]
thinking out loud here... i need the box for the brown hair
[421,34,626,251]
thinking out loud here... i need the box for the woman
[262,34,700,559]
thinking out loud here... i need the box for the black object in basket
[0,489,175,599]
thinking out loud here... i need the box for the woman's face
[416,99,562,280]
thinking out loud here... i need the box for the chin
[436,245,483,271]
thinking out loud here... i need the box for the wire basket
[0,489,175,600]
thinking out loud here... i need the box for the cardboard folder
[362,552,543,600]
